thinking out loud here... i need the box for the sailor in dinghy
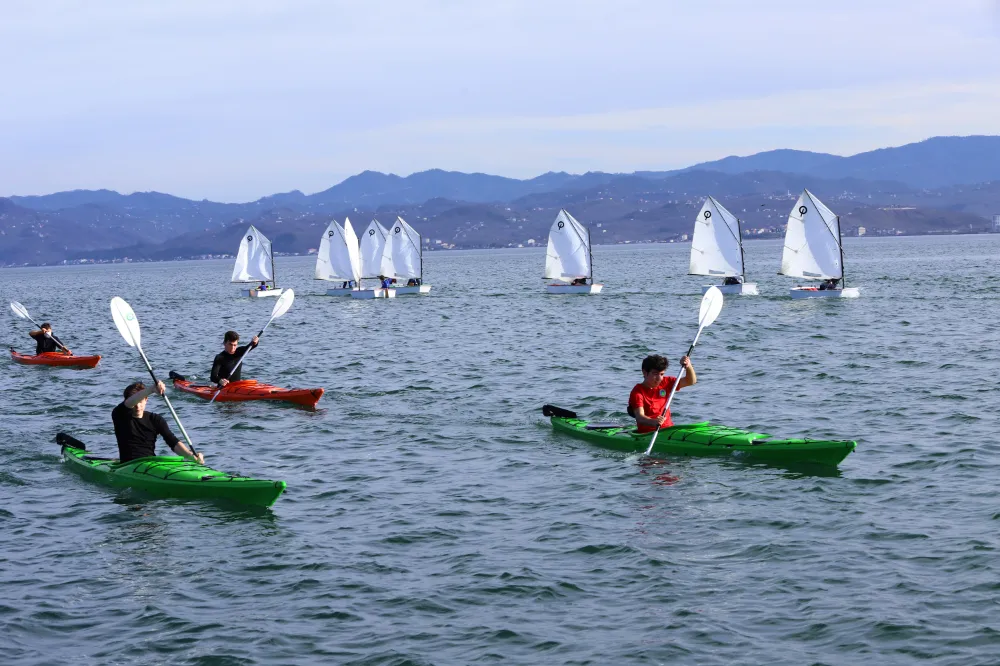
[351,220,396,299]
[689,196,759,295]
[544,210,603,294]
[384,217,432,295]
[780,190,860,299]
[232,225,282,298]
[316,217,362,296]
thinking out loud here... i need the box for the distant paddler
[628,354,697,432]
[211,330,260,388]
[29,322,72,355]
[113,380,204,464]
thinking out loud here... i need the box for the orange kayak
[10,349,101,368]
[171,375,324,408]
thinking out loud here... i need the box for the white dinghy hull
[241,288,284,298]
[350,288,397,299]
[325,287,357,297]
[790,287,860,299]
[393,284,433,295]
[546,283,604,295]
[702,283,759,296]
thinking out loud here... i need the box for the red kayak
[10,349,101,368]
[171,374,324,408]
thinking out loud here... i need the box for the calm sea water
[1,235,999,665]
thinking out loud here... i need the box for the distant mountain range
[1,135,998,266]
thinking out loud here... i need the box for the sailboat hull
[350,288,396,299]
[701,283,759,296]
[324,287,357,296]
[546,284,603,295]
[393,285,432,295]
[240,288,283,298]
[790,287,860,299]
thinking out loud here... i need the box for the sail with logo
[232,225,282,298]
[544,209,603,294]
[351,219,396,299]
[315,217,362,296]
[689,196,759,295]
[780,190,860,298]
[380,217,432,295]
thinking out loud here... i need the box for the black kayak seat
[541,404,577,419]
[56,432,87,451]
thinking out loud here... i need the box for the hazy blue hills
[1,135,998,265]
[687,136,1000,189]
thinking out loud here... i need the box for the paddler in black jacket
[112,381,203,464]
[211,330,260,388]
[29,323,72,355]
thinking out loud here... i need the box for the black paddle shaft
[135,346,199,457]
[232,326,265,367]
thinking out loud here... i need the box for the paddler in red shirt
[628,354,697,433]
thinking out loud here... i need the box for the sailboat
[351,219,396,299]
[689,196,759,295]
[544,210,603,294]
[780,190,860,299]
[381,217,432,295]
[315,217,362,296]
[232,225,282,298]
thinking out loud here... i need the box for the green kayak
[542,405,856,466]
[56,433,286,507]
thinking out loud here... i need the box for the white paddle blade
[270,288,295,320]
[698,287,724,329]
[110,297,141,348]
[9,301,29,319]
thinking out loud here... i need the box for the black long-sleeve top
[111,402,181,463]
[210,342,257,383]
[29,330,64,354]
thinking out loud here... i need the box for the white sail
[315,217,361,283]
[689,196,744,277]
[780,190,843,280]
[544,209,592,281]
[231,225,274,283]
[359,219,390,279]
[381,216,422,280]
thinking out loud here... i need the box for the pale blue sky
[2,0,999,201]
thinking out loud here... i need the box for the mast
[837,215,846,288]
[587,225,594,283]
[737,216,746,282]
[270,245,277,288]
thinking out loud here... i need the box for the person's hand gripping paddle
[644,287,724,456]
[209,289,295,404]
[9,301,71,353]
[110,297,199,458]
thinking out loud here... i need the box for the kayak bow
[57,433,286,507]
[542,405,856,467]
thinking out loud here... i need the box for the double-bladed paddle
[110,296,198,456]
[9,301,71,353]
[643,287,724,456]
[209,289,295,403]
